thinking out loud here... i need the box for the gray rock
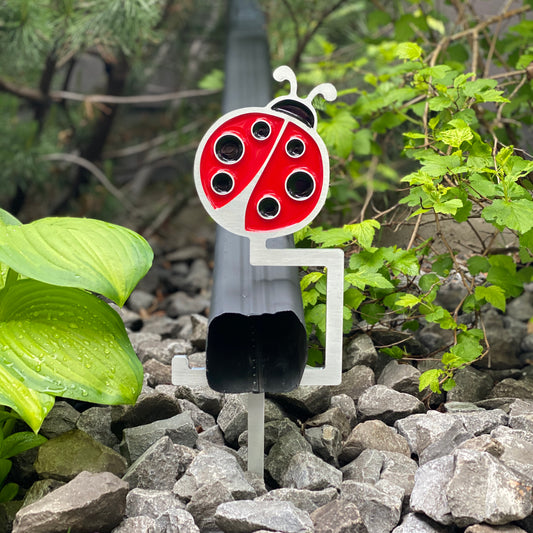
[138,337,193,365]
[457,434,505,457]
[12,471,128,533]
[124,436,195,490]
[127,289,155,312]
[197,424,226,446]
[111,515,158,532]
[506,291,533,321]
[111,390,181,435]
[189,313,208,350]
[490,377,533,400]
[446,366,494,403]
[217,394,248,446]
[418,419,473,465]
[186,481,234,531]
[34,429,127,482]
[330,394,357,429]
[444,401,483,412]
[395,410,458,456]
[450,408,508,436]
[377,360,421,397]
[331,364,375,402]
[410,455,455,525]
[120,412,198,463]
[272,386,333,417]
[357,385,425,425]
[344,334,378,370]
[311,499,367,533]
[38,401,80,439]
[185,259,211,292]
[155,508,200,533]
[177,398,216,430]
[282,451,342,490]
[447,449,533,526]
[342,449,417,500]
[76,406,119,450]
[239,418,302,451]
[215,500,314,533]
[392,513,448,532]
[509,398,533,432]
[144,357,172,386]
[175,385,224,416]
[477,327,522,369]
[464,525,528,533]
[265,425,313,486]
[490,425,533,483]
[174,446,256,502]
[305,407,351,440]
[140,317,183,338]
[417,322,454,352]
[256,487,338,514]
[166,291,209,317]
[126,488,185,518]
[340,420,411,465]
[341,479,404,533]
[304,425,342,465]
[22,479,65,507]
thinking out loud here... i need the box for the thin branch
[407,213,422,250]
[41,153,134,209]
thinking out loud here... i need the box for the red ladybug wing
[199,112,285,209]
[245,121,324,232]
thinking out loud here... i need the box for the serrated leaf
[302,288,319,308]
[345,270,393,290]
[0,218,153,306]
[300,272,323,291]
[432,254,453,276]
[308,227,353,247]
[436,126,473,148]
[467,256,490,275]
[385,248,419,276]
[305,303,326,332]
[396,294,421,308]
[344,287,365,310]
[419,368,444,392]
[433,198,463,215]
[317,110,358,159]
[395,42,423,60]
[441,378,456,392]
[344,220,380,250]
[0,280,143,412]
[360,303,385,324]
[475,285,506,312]
[482,199,533,234]
[419,273,440,292]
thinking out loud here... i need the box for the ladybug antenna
[306,82,337,104]
[273,65,298,96]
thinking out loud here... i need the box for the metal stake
[247,392,265,475]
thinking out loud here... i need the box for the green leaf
[0,209,21,227]
[317,110,358,159]
[300,272,324,291]
[467,255,490,275]
[0,459,11,486]
[344,220,380,250]
[419,368,444,393]
[432,254,453,276]
[433,198,463,215]
[441,378,456,392]
[307,346,324,367]
[345,270,393,290]
[302,288,319,308]
[442,330,483,366]
[308,227,353,247]
[475,285,506,312]
[482,199,533,234]
[359,303,385,324]
[436,126,473,148]
[395,294,421,308]
[0,280,143,408]
[0,217,153,306]
[0,482,18,503]
[0,432,46,460]
[385,247,419,276]
[344,287,365,310]
[380,346,405,359]
[305,303,326,333]
[419,273,440,292]
[395,42,423,61]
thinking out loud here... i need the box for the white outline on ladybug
[194,65,337,239]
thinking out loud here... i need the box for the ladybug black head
[268,66,337,130]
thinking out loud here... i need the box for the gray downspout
[205,0,307,394]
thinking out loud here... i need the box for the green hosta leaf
[0,459,10,486]
[0,209,21,227]
[419,368,444,393]
[344,220,380,251]
[0,482,18,503]
[482,199,533,234]
[0,280,143,408]
[475,285,506,312]
[0,432,46,460]
[0,364,55,433]
[0,217,153,306]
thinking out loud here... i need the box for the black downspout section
[205,0,307,394]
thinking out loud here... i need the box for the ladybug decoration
[194,65,337,239]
